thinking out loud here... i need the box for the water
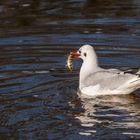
[0,0,140,139]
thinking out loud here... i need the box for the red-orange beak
[70,51,80,59]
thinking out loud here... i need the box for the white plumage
[73,45,140,97]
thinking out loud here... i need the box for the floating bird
[70,45,140,97]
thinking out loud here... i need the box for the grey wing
[84,71,136,90]
[108,68,121,73]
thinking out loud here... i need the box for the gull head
[71,44,97,62]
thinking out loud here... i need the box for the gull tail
[117,75,140,95]
[127,77,140,93]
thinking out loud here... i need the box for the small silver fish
[66,52,74,72]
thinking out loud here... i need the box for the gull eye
[79,50,81,54]
[84,53,87,57]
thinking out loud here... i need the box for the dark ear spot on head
[84,53,87,57]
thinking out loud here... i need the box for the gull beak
[70,51,80,59]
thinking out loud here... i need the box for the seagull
[71,45,140,97]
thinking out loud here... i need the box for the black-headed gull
[71,45,140,97]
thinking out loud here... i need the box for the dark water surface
[0,0,140,139]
